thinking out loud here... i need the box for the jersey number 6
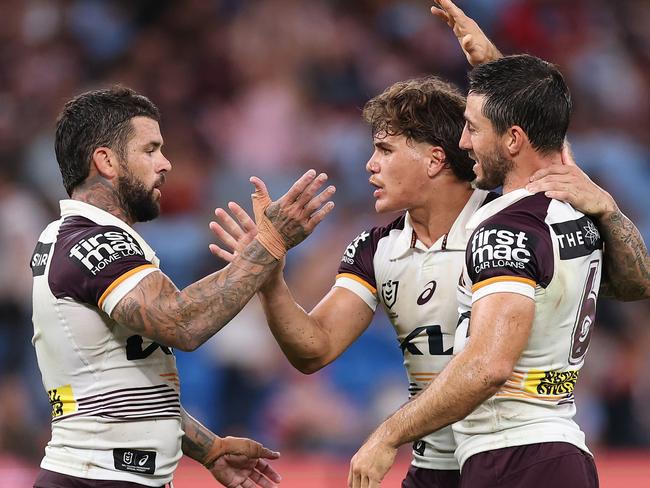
[569,260,600,365]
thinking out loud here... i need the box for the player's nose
[459,125,472,151]
[158,153,172,173]
[366,155,379,173]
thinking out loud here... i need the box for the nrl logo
[382,280,399,309]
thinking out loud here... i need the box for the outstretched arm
[348,293,534,488]
[112,170,337,351]
[209,202,375,374]
[431,0,502,66]
[181,408,281,488]
[527,145,650,300]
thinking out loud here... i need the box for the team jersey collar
[388,212,420,260]
[466,188,533,231]
[445,189,491,250]
[389,189,491,260]
[59,199,159,266]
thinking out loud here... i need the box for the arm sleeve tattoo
[113,239,279,350]
[181,408,218,465]
[598,210,650,300]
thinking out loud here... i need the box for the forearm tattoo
[599,210,650,300]
[114,239,278,350]
[181,408,216,464]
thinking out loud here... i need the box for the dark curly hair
[55,86,161,196]
[362,76,475,182]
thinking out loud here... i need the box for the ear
[91,147,119,180]
[427,146,447,178]
[504,126,527,156]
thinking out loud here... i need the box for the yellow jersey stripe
[472,276,536,293]
[98,264,157,309]
[336,273,377,294]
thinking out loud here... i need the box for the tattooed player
[349,54,648,488]
[211,2,648,488]
[30,87,335,488]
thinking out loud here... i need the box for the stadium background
[0,0,649,485]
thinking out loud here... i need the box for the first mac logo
[69,230,144,276]
[471,224,533,273]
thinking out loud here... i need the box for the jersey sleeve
[335,229,379,311]
[49,218,158,316]
[466,203,554,303]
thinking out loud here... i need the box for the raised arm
[431,0,502,66]
[209,201,375,374]
[348,293,534,488]
[527,146,650,300]
[112,170,336,351]
[181,408,281,488]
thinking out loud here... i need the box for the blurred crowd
[0,0,649,466]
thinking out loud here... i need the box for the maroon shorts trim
[402,465,460,488]
[459,442,599,488]
[33,469,170,488]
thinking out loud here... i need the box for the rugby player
[210,3,648,488]
[347,52,649,488]
[30,87,335,488]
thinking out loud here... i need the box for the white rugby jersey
[454,189,603,469]
[335,190,493,470]
[30,200,182,486]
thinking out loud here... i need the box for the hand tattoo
[265,202,309,249]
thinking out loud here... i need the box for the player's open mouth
[153,182,164,198]
[468,154,481,172]
[369,179,383,197]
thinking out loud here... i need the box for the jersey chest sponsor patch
[469,224,537,274]
[69,230,145,276]
[551,216,602,260]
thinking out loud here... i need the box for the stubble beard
[472,147,514,191]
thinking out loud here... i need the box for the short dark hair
[362,76,475,182]
[468,54,571,154]
[55,86,161,196]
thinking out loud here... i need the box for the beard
[472,146,514,190]
[117,170,161,223]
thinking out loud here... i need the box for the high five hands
[209,170,335,261]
